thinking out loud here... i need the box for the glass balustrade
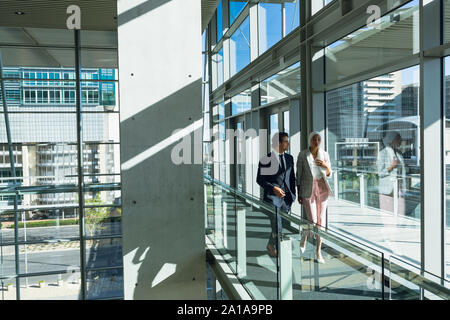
[204,175,450,300]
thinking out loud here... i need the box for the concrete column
[118,0,206,299]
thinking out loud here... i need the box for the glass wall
[231,88,251,115]
[326,65,421,264]
[230,16,251,77]
[217,0,223,42]
[211,1,300,82]
[260,62,300,105]
[230,1,247,26]
[258,2,282,55]
[325,0,419,86]
[285,0,300,36]
[206,0,450,296]
[0,27,122,300]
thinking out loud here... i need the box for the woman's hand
[315,159,328,169]
[316,159,331,177]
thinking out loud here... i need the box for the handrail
[204,174,450,300]
[333,166,419,179]
[205,174,384,256]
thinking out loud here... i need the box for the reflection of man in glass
[256,132,296,258]
[377,131,406,215]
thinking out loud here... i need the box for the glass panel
[218,102,225,120]
[82,143,121,185]
[444,56,450,280]
[81,49,117,70]
[327,65,421,265]
[230,16,251,77]
[81,30,117,48]
[84,190,121,208]
[84,205,122,238]
[205,181,215,239]
[85,238,122,269]
[0,113,77,144]
[0,47,76,69]
[0,276,17,300]
[79,80,118,112]
[286,217,385,300]
[217,0,223,42]
[235,122,245,192]
[389,256,450,300]
[86,268,123,300]
[219,122,226,183]
[82,112,120,143]
[260,62,300,105]
[18,243,80,274]
[18,274,81,300]
[283,111,290,135]
[285,0,300,36]
[269,113,279,144]
[218,48,224,87]
[239,202,279,299]
[312,0,335,16]
[258,2,282,55]
[0,206,79,244]
[212,186,237,273]
[231,88,251,115]
[325,1,419,86]
[0,245,16,279]
[230,1,247,26]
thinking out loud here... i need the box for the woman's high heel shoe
[316,252,325,264]
[300,242,306,254]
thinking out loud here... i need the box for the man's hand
[273,186,285,198]
[298,196,303,205]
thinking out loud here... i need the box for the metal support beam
[0,50,21,300]
[74,30,87,300]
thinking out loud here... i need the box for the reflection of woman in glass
[297,132,332,264]
[377,131,406,215]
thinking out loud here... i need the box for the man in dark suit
[256,132,296,257]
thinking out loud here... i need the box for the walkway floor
[326,197,450,279]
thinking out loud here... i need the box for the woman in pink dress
[296,132,332,264]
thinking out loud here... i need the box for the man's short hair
[272,132,289,147]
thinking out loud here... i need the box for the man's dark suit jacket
[256,152,296,208]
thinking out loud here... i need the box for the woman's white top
[306,149,328,179]
[307,152,323,179]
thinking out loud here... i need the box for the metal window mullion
[74,30,87,300]
[0,51,21,300]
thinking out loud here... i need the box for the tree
[84,194,109,240]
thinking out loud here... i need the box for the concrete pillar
[117,0,206,299]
